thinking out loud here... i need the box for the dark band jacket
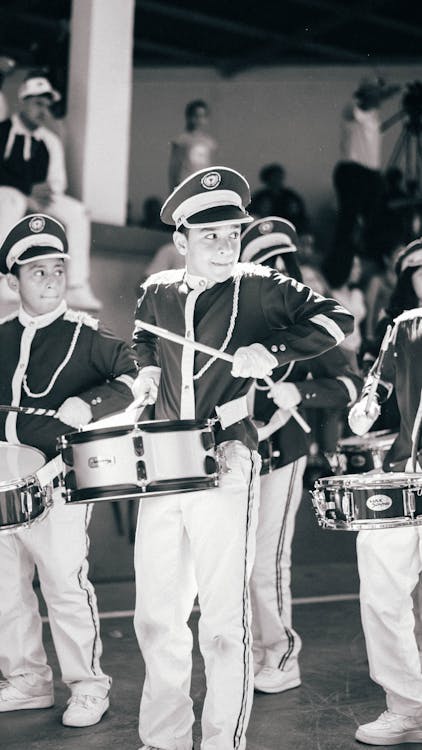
[132,263,354,450]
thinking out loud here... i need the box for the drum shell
[327,430,397,474]
[311,472,422,530]
[0,444,47,532]
[59,419,219,504]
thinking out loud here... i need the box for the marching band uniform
[0,214,137,726]
[131,168,354,750]
[240,218,362,694]
[349,239,422,745]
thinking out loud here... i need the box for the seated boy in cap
[240,216,362,695]
[347,237,422,746]
[0,72,101,310]
[0,213,137,726]
[131,167,354,750]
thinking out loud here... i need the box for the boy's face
[173,223,241,284]
[19,95,52,130]
[9,257,66,316]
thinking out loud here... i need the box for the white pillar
[66,0,135,225]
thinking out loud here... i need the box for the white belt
[36,455,64,488]
[215,395,249,430]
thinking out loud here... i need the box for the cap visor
[185,205,253,228]
[15,247,68,265]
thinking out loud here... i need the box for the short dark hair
[386,266,420,318]
[185,99,209,120]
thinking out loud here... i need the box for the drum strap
[215,394,248,429]
[36,455,64,488]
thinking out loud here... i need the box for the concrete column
[66,0,135,225]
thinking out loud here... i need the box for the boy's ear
[6,273,18,291]
[173,230,187,256]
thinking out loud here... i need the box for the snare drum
[325,430,397,475]
[0,443,49,532]
[311,472,422,531]
[59,419,219,504]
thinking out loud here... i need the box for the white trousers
[0,495,110,699]
[357,526,422,716]
[134,441,261,750]
[250,456,307,673]
[0,186,90,287]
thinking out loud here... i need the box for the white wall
[129,64,422,245]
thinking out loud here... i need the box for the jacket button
[279,344,286,351]
[271,345,277,352]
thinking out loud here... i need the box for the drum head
[0,443,46,486]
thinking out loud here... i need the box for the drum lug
[310,487,326,526]
[403,489,416,519]
[341,490,354,521]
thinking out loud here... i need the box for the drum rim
[337,431,398,450]
[61,418,215,444]
[315,471,422,488]
[0,443,46,488]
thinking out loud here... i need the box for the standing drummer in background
[240,217,362,695]
[348,238,422,746]
[0,214,137,726]
[131,167,354,750]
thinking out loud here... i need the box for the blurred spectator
[0,57,15,122]
[364,242,403,340]
[168,99,218,191]
[329,76,400,282]
[0,73,100,309]
[139,196,165,231]
[250,163,309,234]
[331,255,367,369]
[142,241,185,280]
[300,259,331,297]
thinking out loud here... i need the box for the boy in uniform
[0,213,137,726]
[131,167,354,750]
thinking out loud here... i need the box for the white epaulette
[64,308,99,330]
[233,262,272,279]
[393,307,422,325]
[142,268,185,289]
[0,309,19,325]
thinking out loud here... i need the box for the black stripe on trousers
[76,504,101,675]
[275,460,298,671]
[233,450,258,748]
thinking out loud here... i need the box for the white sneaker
[66,285,102,311]
[0,680,54,712]
[62,694,109,727]
[355,710,422,745]
[254,664,301,694]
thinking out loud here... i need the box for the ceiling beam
[137,0,366,63]
[290,0,422,40]
[134,39,222,67]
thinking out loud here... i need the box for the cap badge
[201,171,221,190]
[259,221,274,234]
[29,216,46,233]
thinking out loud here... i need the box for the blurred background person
[0,72,101,310]
[250,163,310,235]
[326,75,400,286]
[168,99,218,191]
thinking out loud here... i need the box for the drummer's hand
[131,367,161,408]
[231,343,278,379]
[348,396,381,436]
[56,397,93,428]
[268,381,301,410]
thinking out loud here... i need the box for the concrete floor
[1,587,393,750]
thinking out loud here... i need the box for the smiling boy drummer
[131,166,354,750]
[0,214,137,726]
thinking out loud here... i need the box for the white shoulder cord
[23,320,83,398]
[193,275,241,381]
[255,361,295,391]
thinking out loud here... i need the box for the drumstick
[135,319,311,433]
[0,403,58,418]
[364,324,393,416]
